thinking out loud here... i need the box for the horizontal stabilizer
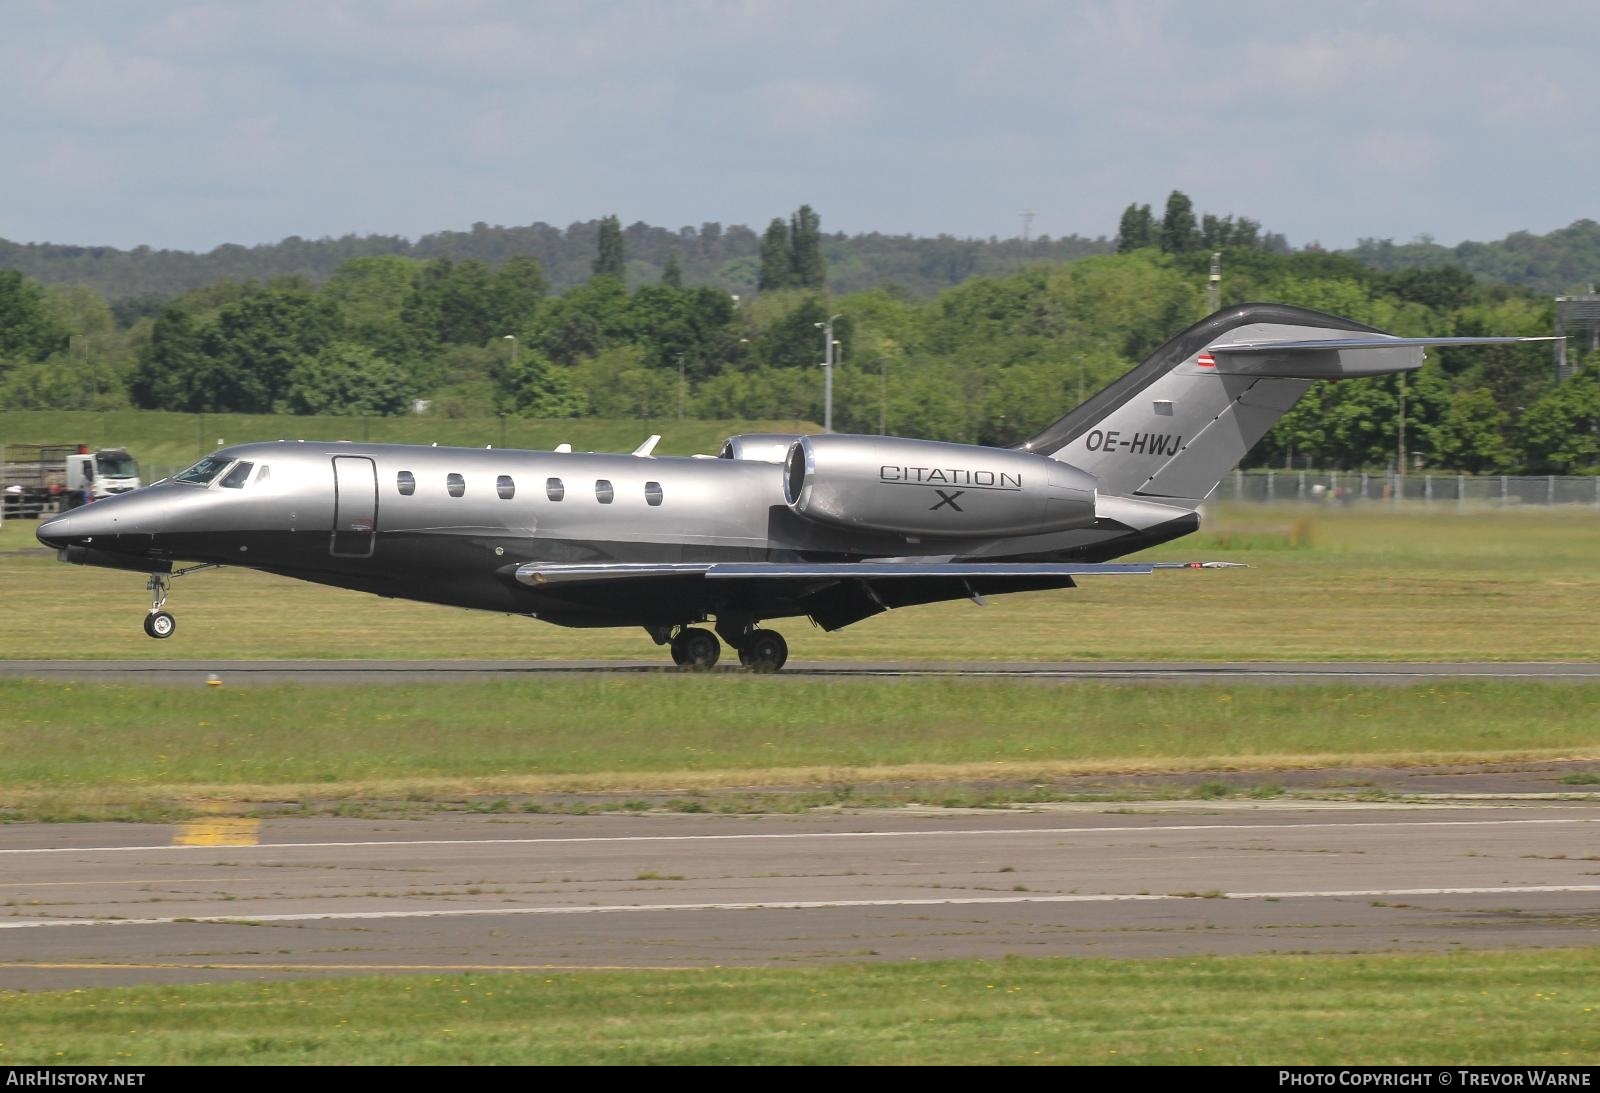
[1207,335,1562,379]
[1212,335,1561,353]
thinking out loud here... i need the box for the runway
[3,659,1598,685]
[4,802,1599,989]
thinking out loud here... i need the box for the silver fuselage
[37,439,1192,629]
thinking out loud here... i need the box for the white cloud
[754,79,874,135]
[1482,74,1566,123]
[30,137,113,186]
[1233,31,1409,100]
[1351,131,1441,178]
[28,41,205,124]
[210,115,293,176]
[133,4,242,55]
[465,107,515,161]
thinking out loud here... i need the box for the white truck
[2,443,143,520]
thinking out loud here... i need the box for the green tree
[531,275,632,365]
[0,270,67,364]
[660,252,683,288]
[1116,203,1155,252]
[1430,387,1514,472]
[129,307,217,411]
[497,348,586,417]
[592,214,625,279]
[490,255,549,334]
[323,255,420,367]
[284,342,412,416]
[202,285,342,412]
[1521,368,1600,473]
[754,296,852,369]
[789,204,826,289]
[400,259,497,351]
[1159,191,1200,254]
[324,256,419,330]
[758,218,793,291]
[626,284,737,376]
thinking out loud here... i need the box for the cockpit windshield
[175,455,234,485]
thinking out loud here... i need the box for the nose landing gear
[134,563,219,639]
[144,574,175,639]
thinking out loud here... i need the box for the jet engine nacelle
[784,435,1098,538]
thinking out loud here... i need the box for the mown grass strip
[4,950,1599,1065]
[1,679,1596,810]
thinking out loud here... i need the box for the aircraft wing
[512,560,1243,630]
[512,560,1241,587]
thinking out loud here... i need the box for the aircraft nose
[37,502,133,549]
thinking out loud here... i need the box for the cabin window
[497,475,515,500]
[397,470,415,496]
[595,479,614,504]
[220,461,254,489]
[255,465,271,485]
[645,481,663,506]
[447,473,465,498]
[546,477,564,501]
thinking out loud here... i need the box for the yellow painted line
[174,818,260,847]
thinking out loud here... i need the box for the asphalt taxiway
[3,659,1598,685]
[4,803,1598,989]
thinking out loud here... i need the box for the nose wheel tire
[670,627,721,669]
[737,629,788,672]
[143,611,176,639]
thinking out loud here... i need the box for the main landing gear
[654,620,791,672]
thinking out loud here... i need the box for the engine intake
[784,435,1097,538]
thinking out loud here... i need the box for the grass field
[3,504,1596,662]
[2,676,1595,819]
[4,951,1598,1065]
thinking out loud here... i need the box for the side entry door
[331,456,379,558]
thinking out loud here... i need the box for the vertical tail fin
[1021,303,1552,506]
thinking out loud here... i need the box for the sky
[4,0,1598,254]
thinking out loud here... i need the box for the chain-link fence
[1215,471,1600,507]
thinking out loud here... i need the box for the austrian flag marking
[1196,351,1216,368]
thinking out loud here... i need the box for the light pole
[502,334,517,370]
[71,333,95,406]
[677,353,686,421]
[878,357,887,435]
[814,314,841,432]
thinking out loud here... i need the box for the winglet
[554,443,572,453]
[632,435,661,458]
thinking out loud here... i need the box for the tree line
[0,216,1110,306]
[1,202,1595,474]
